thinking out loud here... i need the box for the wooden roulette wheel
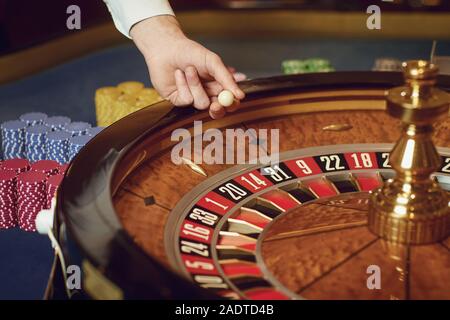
[54,67,450,300]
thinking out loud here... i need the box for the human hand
[130,15,245,119]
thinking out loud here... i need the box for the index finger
[207,53,245,100]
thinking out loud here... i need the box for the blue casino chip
[87,126,105,137]
[68,135,93,161]
[44,116,71,131]
[63,122,92,137]
[1,120,27,159]
[46,131,72,164]
[19,112,48,127]
[25,125,49,162]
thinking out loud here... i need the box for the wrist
[131,15,186,59]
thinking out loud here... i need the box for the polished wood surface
[112,88,450,298]
[262,194,450,299]
[409,244,450,299]
[298,236,406,300]
[114,188,170,267]
[264,195,369,240]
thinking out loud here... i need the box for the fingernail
[235,89,245,100]
[234,72,247,82]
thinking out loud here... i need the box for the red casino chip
[16,171,47,232]
[2,158,30,174]
[0,169,18,229]
[46,174,64,209]
[31,160,60,177]
[58,163,69,175]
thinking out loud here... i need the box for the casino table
[59,63,450,300]
[1,36,449,299]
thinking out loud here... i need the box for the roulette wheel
[51,62,450,300]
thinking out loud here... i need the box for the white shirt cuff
[103,0,174,39]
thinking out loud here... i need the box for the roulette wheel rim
[56,72,450,299]
[165,143,449,300]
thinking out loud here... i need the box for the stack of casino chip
[95,81,163,127]
[372,58,402,72]
[16,171,47,231]
[59,163,69,175]
[63,121,91,137]
[135,88,162,108]
[2,158,30,174]
[1,120,27,159]
[95,86,121,127]
[19,112,48,127]
[25,125,49,162]
[118,81,144,95]
[2,113,95,164]
[115,82,146,120]
[87,126,104,137]
[282,58,335,75]
[46,131,71,164]
[1,158,65,229]
[0,170,18,229]
[46,174,64,209]
[113,94,136,122]
[30,160,60,177]
[44,116,71,131]
[68,135,92,161]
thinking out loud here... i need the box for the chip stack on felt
[95,81,163,127]
[20,112,48,127]
[63,121,92,137]
[1,120,27,159]
[68,135,93,162]
[30,160,60,177]
[0,170,18,229]
[87,126,104,137]
[45,131,71,164]
[16,171,47,231]
[25,125,49,162]
[1,112,105,162]
[282,58,335,75]
[0,159,64,231]
[46,174,64,209]
[44,116,71,131]
[95,87,121,127]
[0,109,103,231]
[2,159,30,174]
[0,159,31,230]
[59,164,69,175]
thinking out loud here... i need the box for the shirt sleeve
[103,0,175,39]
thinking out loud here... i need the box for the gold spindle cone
[368,60,450,244]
